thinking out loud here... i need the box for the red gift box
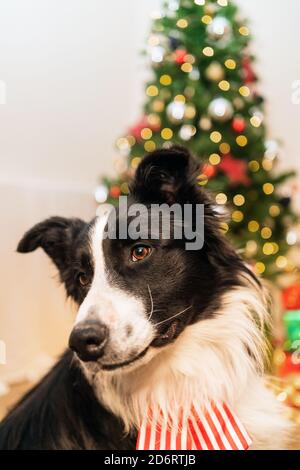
[282,284,300,311]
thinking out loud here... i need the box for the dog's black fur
[0,147,257,449]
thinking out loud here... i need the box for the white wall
[0,0,299,384]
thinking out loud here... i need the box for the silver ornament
[189,69,200,81]
[207,16,232,45]
[179,125,197,141]
[208,97,233,122]
[167,101,186,122]
[150,45,165,63]
[94,185,109,204]
[264,140,279,160]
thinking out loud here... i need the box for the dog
[0,147,295,449]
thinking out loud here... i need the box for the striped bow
[136,402,252,450]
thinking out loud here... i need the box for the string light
[144,140,156,152]
[203,47,214,57]
[152,99,165,112]
[216,193,227,204]
[185,54,196,64]
[181,62,193,73]
[255,262,266,275]
[233,194,245,206]
[246,240,258,256]
[199,116,212,130]
[219,142,230,154]
[184,86,196,99]
[218,80,230,91]
[209,153,221,165]
[148,114,161,128]
[201,15,213,25]
[248,160,260,172]
[269,205,281,217]
[146,85,159,97]
[161,128,173,140]
[262,159,273,171]
[250,115,262,128]
[236,135,248,147]
[126,135,136,146]
[114,155,127,173]
[218,0,228,6]
[177,18,188,28]
[232,210,244,223]
[174,94,186,103]
[198,174,208,186]
[263,183,275,195]
[116,137,130,152]
[225,59,236,70]
[141,128,153,140]
[120,182,130,195]
[131,157,142,169]
[263,243,274,256]
[261,227,272,239]
[220,222,229,233]
[239,26,250,36]
[185,105,196,119]
[272,243,279,254]
[160,74,172,86]
[248,220,260,232]
[194,0,205,5]
[210,131,222,143]
[239,86,251,97]
[276,256,288,269]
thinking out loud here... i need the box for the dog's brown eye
[131,245,151,262]
[78,273,90,287]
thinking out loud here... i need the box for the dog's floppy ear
[17,217,86,271]
[130,146,201,204]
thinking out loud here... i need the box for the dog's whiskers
[147,284,154,321]
[154,305,192,327]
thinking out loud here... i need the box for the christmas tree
[97,0,298,279]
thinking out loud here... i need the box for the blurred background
[0,0,300,414]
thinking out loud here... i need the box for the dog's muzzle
[69,320,109,362]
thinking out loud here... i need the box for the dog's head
[18,147,254,373]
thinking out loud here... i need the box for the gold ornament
[199,116,212,131]
[205,62,225,82]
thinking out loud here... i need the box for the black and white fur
[0,147,294,449]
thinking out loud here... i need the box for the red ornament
[282,284,300,311]
[128,115,149,141]
[128,114,160,141]
[278,351,300,377]
[202,164,216,179]
[242,55,256,84]
[232,117,246,133]
[174,48,187,64]
[219,154,251,186]
[110,186,121,199]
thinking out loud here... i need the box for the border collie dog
[0,147,294,450]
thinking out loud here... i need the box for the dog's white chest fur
[88,284,294,450]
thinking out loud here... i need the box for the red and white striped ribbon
[136,402,252,450]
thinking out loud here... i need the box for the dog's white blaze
[75,215,155,364]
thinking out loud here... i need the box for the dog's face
[18,147,249,373]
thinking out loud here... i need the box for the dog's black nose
[69,321,109,362]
